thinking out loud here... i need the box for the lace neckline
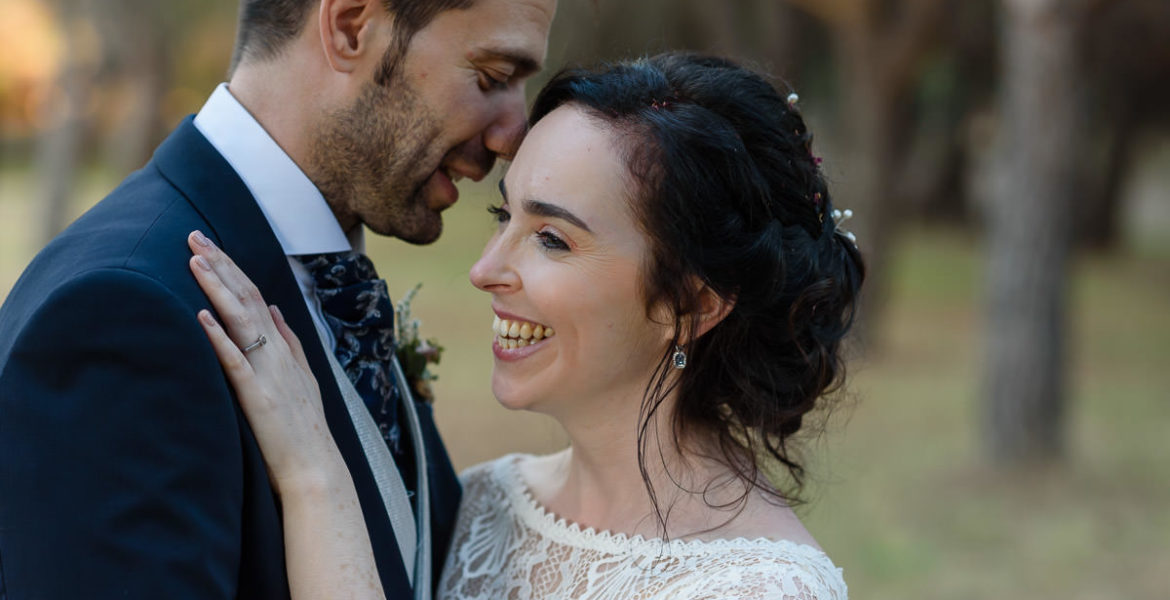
[497,453,837,561]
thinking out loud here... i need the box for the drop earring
[672,344,687,370]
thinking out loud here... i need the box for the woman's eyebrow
[499,179,593,233]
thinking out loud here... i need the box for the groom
[0,0,554,597]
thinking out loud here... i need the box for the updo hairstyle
[529,52,865,512]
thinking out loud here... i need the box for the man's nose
[483,88,528,161]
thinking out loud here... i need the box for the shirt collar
[193,83,357,256]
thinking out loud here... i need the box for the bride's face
[469,105,672,418]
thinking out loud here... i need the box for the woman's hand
[188,231,385,599]
[187,230,342,496]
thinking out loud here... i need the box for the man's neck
[227,65,359,234]
[227,74,312,174]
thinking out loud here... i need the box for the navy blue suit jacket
[0,118,461,599]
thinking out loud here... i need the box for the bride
[188,52,863,599]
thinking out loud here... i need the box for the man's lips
[424,169,458,211]
[440,163,487,183]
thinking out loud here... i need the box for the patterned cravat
[297,252,404,459]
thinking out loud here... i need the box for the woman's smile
[491,311,555,358]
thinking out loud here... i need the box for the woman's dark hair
[530,52,865,525]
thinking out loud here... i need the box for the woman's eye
[537,231,570,252]
[487,204,510,225]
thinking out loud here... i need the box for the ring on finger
[240,335,267,353]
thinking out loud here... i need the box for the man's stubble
[310,69,446,244]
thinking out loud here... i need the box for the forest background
[1,0,1168,597]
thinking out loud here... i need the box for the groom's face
[313,0,556,244]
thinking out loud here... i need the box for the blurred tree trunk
[678,0,806,80]
[783,0,949,339]
[903,0,997,223]
[1079,116,1130,249]
[982,0,1089,465]
[35,3,92,245]
[95,0,171,174]
[1077,0,1170,250]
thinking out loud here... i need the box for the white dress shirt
[193,83,357,348]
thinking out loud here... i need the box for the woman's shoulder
[671,540,847,599]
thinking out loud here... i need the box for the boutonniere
[395,283,444,403]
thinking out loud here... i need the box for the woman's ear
[319,0,389,74]
[681,283,735,345]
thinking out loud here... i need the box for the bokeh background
[2,0,1168,597]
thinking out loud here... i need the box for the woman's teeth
[493,315,555,349]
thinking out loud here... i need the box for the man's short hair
[231,0,475,73]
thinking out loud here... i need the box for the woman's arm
[186,230,385,600]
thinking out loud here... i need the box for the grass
[2,167,1168,599]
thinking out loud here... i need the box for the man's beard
[310,71,446,244]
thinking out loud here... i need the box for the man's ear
[680,283,735,345]
[319,0,389,73]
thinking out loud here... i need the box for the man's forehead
[465,0,555,63]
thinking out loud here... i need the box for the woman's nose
[470,235,520,293]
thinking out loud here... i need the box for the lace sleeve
[687,548,847,600]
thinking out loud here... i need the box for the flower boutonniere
[395,283,444,403]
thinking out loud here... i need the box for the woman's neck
[530,393,747,539]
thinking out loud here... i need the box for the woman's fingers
[189,234,336,492]
[188,231,275,348]
[189,231,264,309]
[189,254,263,348]
[270,305,312,374]
[197,309,264,400]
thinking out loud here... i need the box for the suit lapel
[151,117,413,593]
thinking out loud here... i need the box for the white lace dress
[437,454,847,600]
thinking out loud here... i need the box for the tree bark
[97,0,171,174]
[807,0,949,339]
[982,0,1087,464]
[34,10,89,245]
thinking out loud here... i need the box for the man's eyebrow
[499,179,593,233]
[474,48,542,77]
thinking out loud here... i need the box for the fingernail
[198,310,216,326]
[193,230,212,247]
[270,305,283,321]
[195,255,211,271]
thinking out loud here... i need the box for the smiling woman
[448,53,863,599]
[188,51,861,599]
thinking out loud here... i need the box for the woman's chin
[492,378,561,415]
[491,379,535,412]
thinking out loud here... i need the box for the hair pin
[832,209,857,244]
[786,93,799,107]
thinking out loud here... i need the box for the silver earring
[672,345,687,370]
